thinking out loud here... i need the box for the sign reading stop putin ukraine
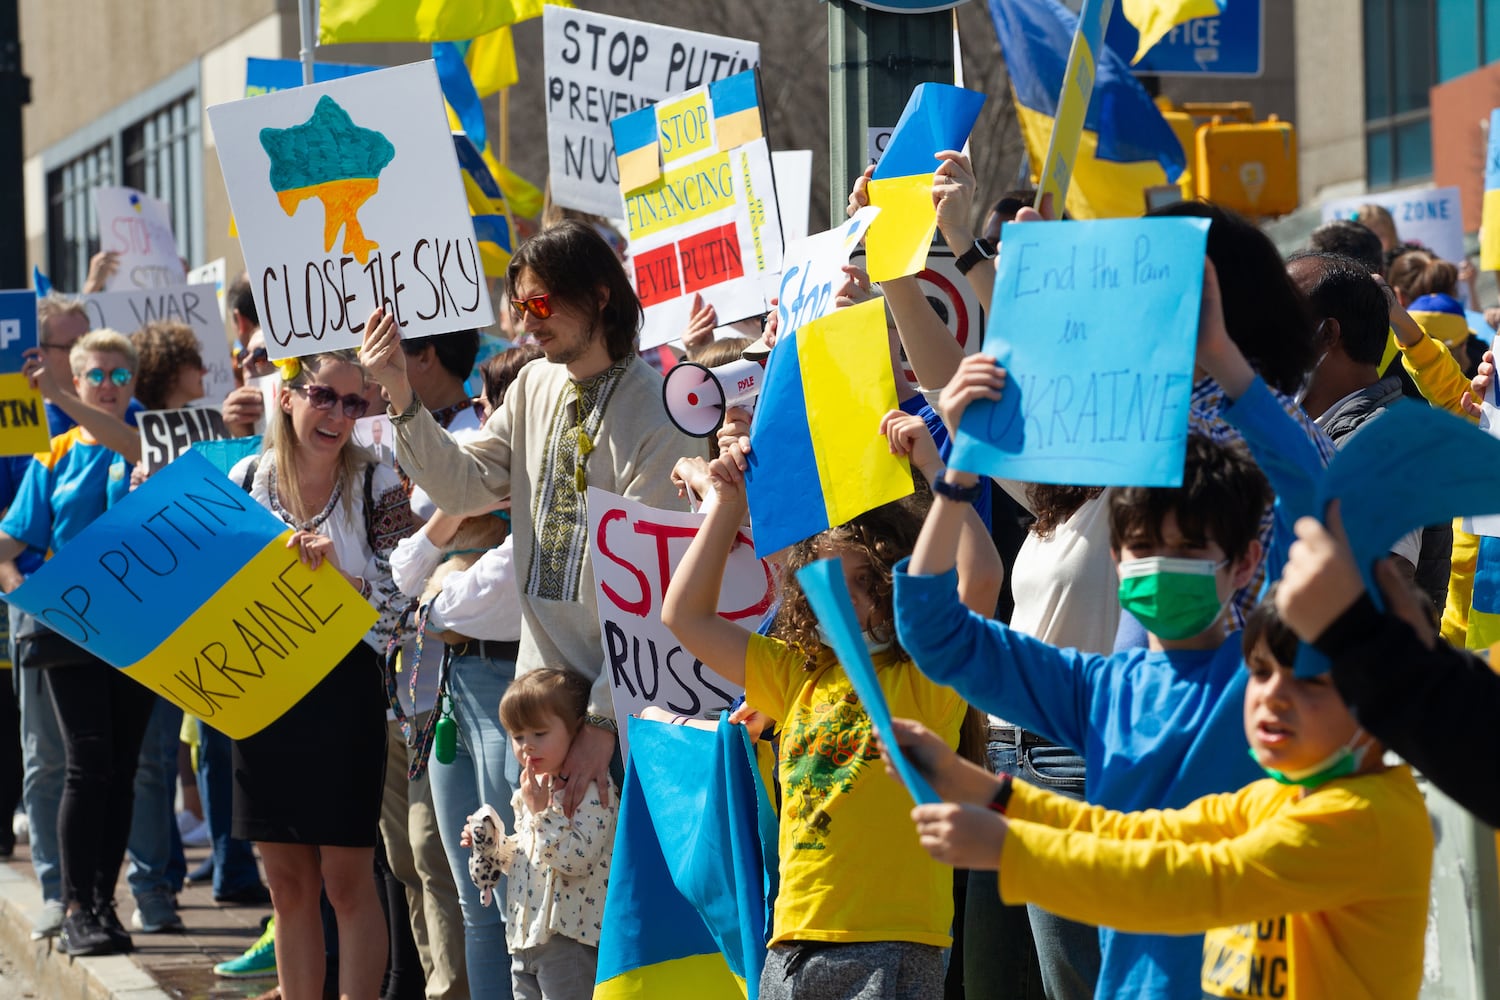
[4,452,376,739]
[611,70,783,350]
[208,61,494,360]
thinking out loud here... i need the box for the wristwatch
[932,475,983,504]
[584,713,618,734]
[955,237,997,276]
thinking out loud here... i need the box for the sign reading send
[950,217,1210,486]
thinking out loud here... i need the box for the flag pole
[1034,0,1115,214]
[298,0,317,86]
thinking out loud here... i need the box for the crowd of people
[0,150,1498,1000]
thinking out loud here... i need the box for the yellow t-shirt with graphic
[745,633,965,947]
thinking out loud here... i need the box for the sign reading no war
[4,451,375,737]
[951,217,1210,486]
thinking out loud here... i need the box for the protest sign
[245,57,376,97]
[772,150,813,243]
[0,290,49,456]
[1483,109,1500,273]
[94,186,188,291]
[83,283,235,408]
[611,69,784,346]
[775,207,879,339]
[1322,186,1465,265]
[353,413,397,470]
[192,437,262,479]
[951,217,1210,486]
[186,258,227,321]
[587,487,774,755]
[4,451,375,737]
[851,244,987,387]
[543,7,759,218]
[138,408,229,476]
[1465,376,1500,537]
[208,61,494,360]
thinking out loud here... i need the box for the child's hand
[880,409,942,481]
[681,294,717,358]
[847,163,875,219]
[1464,349,1496,418]
[933,150,977,249]
[672,455,713,503]
[1375,274,1424,347]
[877,718,999,805]
[1194,259,1255,399]
[834,265,874,310]
[459,817,476,848]
[519,760,553,816]
[911,802,1008,870]
[728,701,772,741]
[1275,501,1364,643]
[717,405,754,472]
[936,353,1006,436]
[705,449,751,508]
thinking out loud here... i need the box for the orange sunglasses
[509,294,553,320]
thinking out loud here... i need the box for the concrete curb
[0,864,174,1000]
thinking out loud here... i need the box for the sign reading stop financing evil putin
[544,7,760,219]
[3,451,376,738]
[208,61,494,360]
[611,70,783,347]
[83,284,236,409]
[587,487,774,755]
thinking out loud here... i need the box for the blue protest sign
[794,558,939,805]
[949,217,1210,486]
[0,290,38,372]
[1107,0,1262,76]
[244,57,377,97]
[870,84,988,181]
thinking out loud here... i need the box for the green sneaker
[214,916,277,978]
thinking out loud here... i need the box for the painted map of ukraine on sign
[610,69,783,350]
[2,451,375,739]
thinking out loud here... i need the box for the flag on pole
[1120,0,1225,64]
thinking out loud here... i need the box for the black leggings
[45,660,156,908]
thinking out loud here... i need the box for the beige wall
[1291,0,1366,205]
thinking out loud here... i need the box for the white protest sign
[543,7,759,219]
[207,61,494,360]
[772,149,813,243]
[775,207,880,337]
[587,487,774,756]
[94,186,187,291]
[187,258,228,322]
[138,408,229,476]
[82,284,236,408]
[1322,186,1465,265]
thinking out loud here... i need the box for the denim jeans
[195,720,263,896]
[965,731,1101,1000]
[429,654,516,1000]
[12,606,64,903]
[126,696,187,898]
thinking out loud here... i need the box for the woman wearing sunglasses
[229,350,418,1000]
[0,331,157,956]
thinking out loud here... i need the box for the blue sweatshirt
[894,377,1324,1000]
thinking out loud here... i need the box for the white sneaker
[11,811,26,846]
[30,899,64,940]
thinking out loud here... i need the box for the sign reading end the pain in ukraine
[4,451,376,738]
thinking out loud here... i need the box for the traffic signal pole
[0,0,31,289]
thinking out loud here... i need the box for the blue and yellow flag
[595,717,778,999]
[453,134,516,276]
[320,0,514,44]
[3,451,375,738]
[744,297,913,558]
[1483,108,1500,273]
[1120,0,1224,63]
[990,0,1186,220]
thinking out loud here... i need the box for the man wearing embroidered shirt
[892,261,1326,1000]
[361,221,706,815]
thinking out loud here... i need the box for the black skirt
[231,640,386,846]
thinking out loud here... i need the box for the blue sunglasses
[83,367,133,387]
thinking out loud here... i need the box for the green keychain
[433,693,457,766]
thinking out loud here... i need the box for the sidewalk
[0,838,274,1000]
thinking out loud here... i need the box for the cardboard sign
[186,258,228,322]
[94,186,187,291]
[587,487,774,755]
[951,217,1211,486]
[3,451,375,737]
[82,283,236,409]
[208,61,494,360]
[611,70,783,347]
[1322,186,1465,265]
[0,290,50,456]
[775,208,879,339]
[543,7,759,218]
[138,408,230,476]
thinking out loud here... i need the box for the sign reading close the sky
[543,7,760,219]
[587,487,773,756]
[83,284,236,409]
[951,217,1210,486]
[610,70,783,348]
[94,186,188,291]
[208,61,494,360]
[0,290,49,456]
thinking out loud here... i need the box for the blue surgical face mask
[1251,727,1372,789]
[816,623,893,656]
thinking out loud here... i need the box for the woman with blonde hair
[229,350,417,1000]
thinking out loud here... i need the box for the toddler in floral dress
[462,669,617,1000]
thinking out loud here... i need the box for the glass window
[1367,129,1394,189]
[1437,0,1478,81]
[1393,2,1436,114]
[1365,0,1392,120]
[122,95,198,269]
[1486,0,1500,61]
[45,142,113,295]
[1395,118,1434,182]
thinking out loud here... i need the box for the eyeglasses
[295,384,371,419]
[237,346,269,367]
[509,294,553,320]
[82,367,133,387]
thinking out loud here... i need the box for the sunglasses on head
[82,367,133,387]
[295,384,371,419]
[509,294,553,320]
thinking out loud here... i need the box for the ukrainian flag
[743,298,913,558]
[453,134,516,276]
[708,71,764,151]
[1483,109,1500,272]
[595,717,778,999]
[1120,0,1224,63]
[320,0,518,44]
[611,106,662,194]
[990,0,1186,219]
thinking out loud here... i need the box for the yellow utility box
[1195,115,1299,218]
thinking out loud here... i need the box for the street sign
[847,0,968,11]
[1105,0,1262,77]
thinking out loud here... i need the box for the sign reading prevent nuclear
[208,61,494,360]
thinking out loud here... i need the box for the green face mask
[1116,556,1229,641]
[1250,728,1370,790]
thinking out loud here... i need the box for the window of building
[43,66,201,295]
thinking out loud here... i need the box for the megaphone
[662,356,764,437]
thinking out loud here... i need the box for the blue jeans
[12,607,64,903]
[127,696,186,898]
[965,731,1101,1000]
[196,720,262,896]
[428,654,517,1000]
